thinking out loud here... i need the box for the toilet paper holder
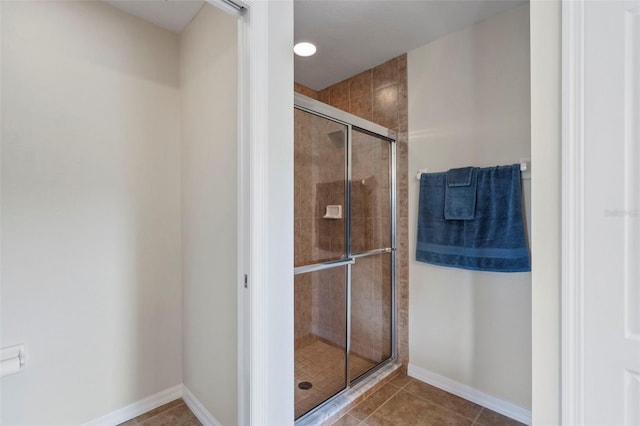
[1,344,25,378]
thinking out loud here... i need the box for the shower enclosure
[293,93,396,420]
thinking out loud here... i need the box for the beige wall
[407,4,532,409]
[530,0,561,423]
[0,2,182,424]
[1,2,239,424]
[179,4,238,425]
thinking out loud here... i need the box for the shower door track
[293,93,398,423]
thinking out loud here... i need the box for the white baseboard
[407,364,532,425]
[182,385,221,426]
[82,384,183,426]
[81,384,221,426]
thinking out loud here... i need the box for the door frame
[561,0,586,423]
[206,0,295,424]
[239,2,295,425]
[562,1,640,423]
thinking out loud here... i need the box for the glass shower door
[348,128,394,382]
[294,108,349,419]
[293,97,396,420]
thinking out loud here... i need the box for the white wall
[259,1,295,422]
[0,2,182,424]
[530,0,561,424]
[179,5,238,426]
[408,4,532,409]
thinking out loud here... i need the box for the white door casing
[563,1,640,424]
[205,0,295,424]
[237,1,295,425]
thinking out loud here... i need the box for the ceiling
[295,0,527,90]
[104,0,205,33]
[103,0,527,90]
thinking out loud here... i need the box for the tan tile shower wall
[294,109,347,348]
[294,110,312,346]
[294,112,346,267]
[350,254,392,365]
[294,82,319,100]
[294,54,409,369]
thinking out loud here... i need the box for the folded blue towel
[416,164,530,272]
[445,167,477,220]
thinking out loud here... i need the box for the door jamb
[561,1,586,424]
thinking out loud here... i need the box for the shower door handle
[351,247,394,259]
[293,258,355,275]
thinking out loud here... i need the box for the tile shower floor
[330,375,526,426]
[295,340,376,419]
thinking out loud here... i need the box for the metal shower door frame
[293,93,397,421]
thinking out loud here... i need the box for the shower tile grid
[117,399,200,426]
[330,376,526,426]
[296,339,376,419]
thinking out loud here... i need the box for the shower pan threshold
[295,361,402,426]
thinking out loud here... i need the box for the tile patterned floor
[330,375,526,426]
[117,399,200,426]
[296,340,376,419]
[120,372,523,426]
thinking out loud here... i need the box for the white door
[581,0,640,424]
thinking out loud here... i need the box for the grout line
[358,386,402,425]
[471,407,484,425]
[396,377,413,390]
[343,413,363,426]
[136,400,185,426]
[401,387,479,423]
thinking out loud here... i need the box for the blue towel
[445,167,477,220]
[416,164,530,272]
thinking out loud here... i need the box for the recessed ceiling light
[294,42,316,57]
